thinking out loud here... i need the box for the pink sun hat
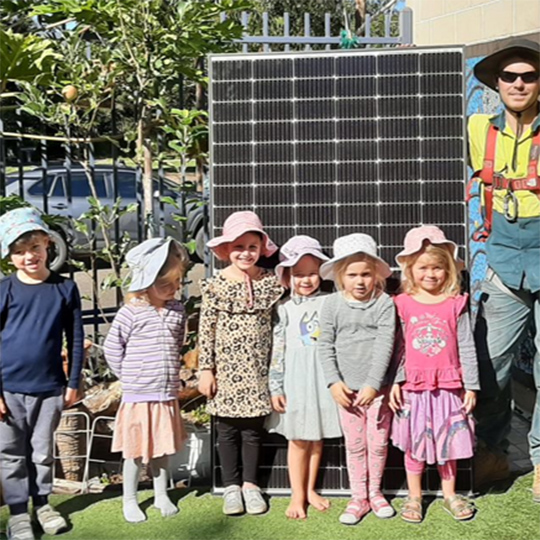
[275,235,329,288]
[207,211,278,261]
[396,225,464,269]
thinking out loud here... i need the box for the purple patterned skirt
[391,388,475,465]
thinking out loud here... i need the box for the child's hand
[271,395,287,413]
[0,397,8,421]
[64,388,79,409]
[330,381,354,408]
[198,370,217,399]
[354,386,378,407]
[389,384,403,413]
[462,390,477,414]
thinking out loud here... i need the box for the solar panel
[208,47,470,495]
[209,47,467,271]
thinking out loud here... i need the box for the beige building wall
[406,0,540,46]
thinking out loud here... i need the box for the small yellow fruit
[62,85,78,102]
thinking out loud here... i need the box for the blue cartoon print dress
[267,292,342,441]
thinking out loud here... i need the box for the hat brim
[474,43,540,90]
[128,239,176,292]
[275,249,329,288]
[395,239,465,271]
[208,228,277,261]
[320,252,392,281]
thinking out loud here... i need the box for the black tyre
[48,229,69,272]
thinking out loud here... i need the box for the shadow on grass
[474,469,531,497]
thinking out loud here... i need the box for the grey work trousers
[0,390,64,506]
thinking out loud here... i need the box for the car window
[70,172,107,198]
[115,171,137,199]
[50,175,65,197]
[27,175,57,196]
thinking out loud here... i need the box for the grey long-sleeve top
[317,291,396,391]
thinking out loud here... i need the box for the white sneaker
[7,514,35,540]
[242,486,267,515]
[35,504,67,535]
[222,485,244,515]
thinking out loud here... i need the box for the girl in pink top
[389,226,479,523]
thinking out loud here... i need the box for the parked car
[5,164,206,268]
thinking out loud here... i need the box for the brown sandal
[442,495,475,521]
[400,496,423,523]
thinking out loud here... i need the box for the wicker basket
[55,407,87,482]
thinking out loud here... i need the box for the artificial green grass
[1,472,539,540]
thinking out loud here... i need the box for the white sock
[122,458,146,523]
[151,457,178,517]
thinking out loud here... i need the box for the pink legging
[405,450,457,480]
[338,392,392,500]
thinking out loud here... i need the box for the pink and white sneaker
[369,492,395,518]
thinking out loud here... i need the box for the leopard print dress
[198,271,283,418]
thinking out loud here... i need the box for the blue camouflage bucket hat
[0,207,50,258]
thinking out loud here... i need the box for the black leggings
[215,415,266,487]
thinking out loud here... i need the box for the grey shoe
[222,485,244,515]
[242,486,267,515]
[35,504,68,535]
[7,514,35,540]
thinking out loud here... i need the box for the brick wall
[406,0,540,46]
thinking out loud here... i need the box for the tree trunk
[355,0,367,33]
[137,114,154,239]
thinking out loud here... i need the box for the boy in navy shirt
[0,207,84,540]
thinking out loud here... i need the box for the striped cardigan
[104,299,186,403]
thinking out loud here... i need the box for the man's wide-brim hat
[474,38,540,91]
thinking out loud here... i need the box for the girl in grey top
[318,234,397,525]
[267,236,341,520]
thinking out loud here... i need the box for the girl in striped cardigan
[104,238,189,523]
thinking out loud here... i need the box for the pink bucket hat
[396,225,464,269]
[275,235,329,288]
[207,211,278,261]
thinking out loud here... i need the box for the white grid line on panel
[212,94,464,104]
[212,72,463,84]
[213,137,464,144]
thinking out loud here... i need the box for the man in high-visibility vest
[468,39,540,500]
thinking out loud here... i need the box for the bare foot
[308,490,330,511]
[285,498,307,519]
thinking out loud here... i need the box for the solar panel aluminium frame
[207,46,471,496]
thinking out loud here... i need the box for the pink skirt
[391,388,475,465]
[112,400,186,463]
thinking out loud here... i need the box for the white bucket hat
[126,237,186,292]
[320,233,392,281]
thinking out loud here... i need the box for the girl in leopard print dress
[198,211,283,516]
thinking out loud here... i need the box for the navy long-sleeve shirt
[0,272,84,394]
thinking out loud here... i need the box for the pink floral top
[394,293,478,392]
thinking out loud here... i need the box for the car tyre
[48,229,69,272]
[194,225,206,263]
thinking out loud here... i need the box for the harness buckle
[503,189,519,222]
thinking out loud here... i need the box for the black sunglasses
[498,70,539,84]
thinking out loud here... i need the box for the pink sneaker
[339,498,370,525]
[369,492,395,518]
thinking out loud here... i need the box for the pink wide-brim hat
[207,210,278,261]
[275,235,329,288]
[395,225,464,269]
